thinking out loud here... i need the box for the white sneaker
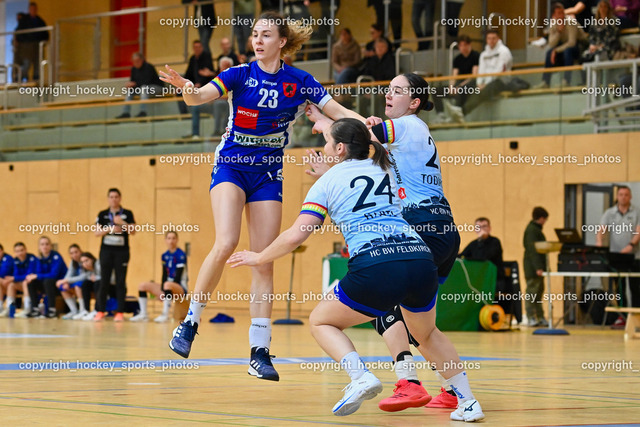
[332,372,383,416]
[62,312,77,320]
[82,310,97,321]
[129,313,149,322]
[444,100,465,123]
[15,310,30,318]
[450,399,485,422]
[154,314,169,323]
[72,310,88,320]
[0,307,9,317]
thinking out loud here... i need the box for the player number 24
[258,88,279,108]
[350,175,394,212]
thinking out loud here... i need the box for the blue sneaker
[169,320,198,358]
[248,347,279,381]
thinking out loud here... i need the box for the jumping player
[228,119,483,421]
[160,11,360,381]
[130,231,188,323]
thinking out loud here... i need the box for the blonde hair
[255,11,313,58]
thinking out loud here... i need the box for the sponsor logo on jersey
[262,80,277,86]
[236,106,259,129]
[245,77,258,87]
[283,82,297,97]
[233,132,286,147]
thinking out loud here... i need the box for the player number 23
[258,88,279,108]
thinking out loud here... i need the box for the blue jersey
[210,61,331,172]
[13,253,38,282]
[0,254,14,278]
[372,115,453,222]
[301,159,429,264]
[36,251,68,281]
[162,248,188,290]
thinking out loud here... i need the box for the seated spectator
[130,231,188,323]
[434,34,479,122]
[116,52,163,119]
[0,244,15,316]
[180,40,215,139]
[361,38,396,81]
[611,0,640,29]
[536,3,586,88]
[444,29,512,122]
[26,236,67,318]
[460,217,505,285]
[78,252,101,321]
[216,37,239,72]
[561,0,595,29]
[56,244,85,319]
[332,28,361,84]
[363,23,392,59]
[4,243,37,317]
[583,0,620,63]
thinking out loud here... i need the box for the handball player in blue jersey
[159,11,363,380]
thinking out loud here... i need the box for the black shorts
[334,258,438,318]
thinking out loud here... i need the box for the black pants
[371,0,403,48]
[97,247,129,312]
[81,279,100,312]
[28,278,58,313]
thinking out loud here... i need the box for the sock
[395,352,419,383]
[78,299,86,312]
[432,366,454,392]
[6,296,15,306]
[23,296,31,311]
[64,298,78,314]
[249,318,272,350]
[138,295,148,316]
[162,298,171,316]
[184,300,207,325]
[445,371,475,403]
[341,351,368,381]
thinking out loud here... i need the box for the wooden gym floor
[1,308,639,426]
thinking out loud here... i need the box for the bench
[605,307,640,339]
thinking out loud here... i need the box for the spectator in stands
[116,53,163,119]
[561,0,596,29]
[332,28,361,84]
[93,188,136,322]
[56,244,85,320]
[26,236,67,318]
[0,244,15,316]
[583,0,620,62]
[260,0,279,10]
[611,0,640,29]
[182,0,215,53]
[181,40,215,139]
[6,243,37,318]
[444,29,512,123]
[368,0,403,49]
[22,2,49,82]
[460,217,505,285]
[595,186,640,312]
[536,3,585,88]
[362,38,395,81]
[363,23,393,59]
[435,34,479,122]
[283,0,312,21]
[78,252,101,320]
[412,0,435,50]
[234,0,255,55]
[239,37,256,64]
[523,207,550,327]
[307,0,341,41]
[445,0,465,37]
[12,13,28,82]
[217,37,239,72]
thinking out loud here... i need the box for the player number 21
[258,88,279,108]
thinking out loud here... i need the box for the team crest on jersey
[398,187,407,199]
[283,82,297,97]
[245,77,258,87]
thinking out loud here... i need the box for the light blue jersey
[300,159,428,262]
[372,115,453,221]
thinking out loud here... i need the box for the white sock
[341,351,368,381]
[138,297,148,316]
[445,371,475,403]
[395,355,419,381]
[23,296,31,311]
[249,318,272,350]
[7,296,16,306]
[432,367,453,391]
[78,299,86,312]
[64,298,78,314]
[162,298,171,316]
[184,300,207,325]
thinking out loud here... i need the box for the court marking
[0,333,72,339]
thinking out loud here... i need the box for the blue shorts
[57,280,83,290]
[334,258,438,318]
[210,164,283,203]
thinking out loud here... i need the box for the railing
[0,25,54,84]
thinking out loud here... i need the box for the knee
[251,262,273,278]
[211,239,239,260]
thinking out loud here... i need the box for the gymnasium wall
[0,133,637,316]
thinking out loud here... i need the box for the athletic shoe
[378,379,432,412]
[426,388,458,408]
[62,312,77,320]
[0,307,9,317]
[248,347,280,381]
[72,310,88,320]
[45,308,57,319]
[154,314,169,323]
[333,371,383,416]
[26,309,41,318]
[611,315,626,329]
[130,313,149,322]
[537,318,549,327]
[15,310,31,318]
[527,318,539,327]
[114,312,124,322]
[93,312,106,322]
[169,320,198,358]
[82,310,97,321]
[444,100,465,124]
[450,399,485,422]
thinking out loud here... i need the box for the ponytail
[371,140,391,171]
[330,118,391,171]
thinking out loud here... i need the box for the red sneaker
[378,379,432,412]
[426,387,458,408]
[114,312,124,322]
[93,312,106,322]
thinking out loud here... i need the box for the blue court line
[0,355,518,371]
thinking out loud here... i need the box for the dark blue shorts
[335,258,439,318]
[210,164,283,203]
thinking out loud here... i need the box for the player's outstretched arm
[321,98,365,122]
[227,214,321,267]
[159,65,220,106]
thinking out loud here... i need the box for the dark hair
[80,252,97,269]
[475,217,490,225]
[532,207,549,220]
[617,185,631,193]
[29,2,37,7]
[166,230,179,238]
[38,236,52,258]
[193,39,202,45]
[371,23,384,33]
[552,2,565,12]
[457,34,472,44]
[108,187,121,196]
[402,73,434,113]
[14,242,25,249]
[341,28,352,36]
[485,29,500,37]
[255,11,313,57]
[69,243,80,251]
[330,119,390,171]
[0,244,3,251]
